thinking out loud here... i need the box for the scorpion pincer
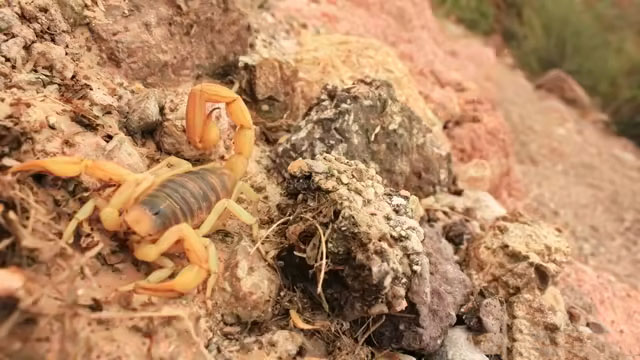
[7,83,259,298]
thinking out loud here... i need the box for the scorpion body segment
[7,83,259,298]
[126,167,237,237]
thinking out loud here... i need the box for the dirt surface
[1,0,639,359]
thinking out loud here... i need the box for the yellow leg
[131,223,210,297]
[117,256,175,292]
[134,265,208,298]
[200,237,219,298]
[8,156,136,184]
[134,224,208,268]
[61,198,96,243]
[197,198,258,239]
[99,175,154,231]
[230,181,259,203]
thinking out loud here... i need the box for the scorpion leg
[134,265,208,298]
[198,237,220,298]
[196,198,258,239]
[133,223,210,297]
[117,256,175,292]
[61,198,96,243]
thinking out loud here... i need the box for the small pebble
[221,326,242,337]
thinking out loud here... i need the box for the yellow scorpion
[8,84,258,298]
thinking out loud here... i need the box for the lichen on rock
[275,78,454,198]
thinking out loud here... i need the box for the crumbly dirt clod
[465,217,570,298]
[216,241,280,323]
[280,154,471,354]
[275,78,454,198]
[461,216,629,359]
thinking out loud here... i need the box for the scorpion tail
[185,83,255,179]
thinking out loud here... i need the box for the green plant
[433,0,496,35]
[432,0,640,145]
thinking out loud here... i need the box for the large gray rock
[275,78,453,198]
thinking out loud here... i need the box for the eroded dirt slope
[272,0,640,356]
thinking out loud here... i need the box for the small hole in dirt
[101,134,114,143]
[533,264,551,291]
[0,297,20,322]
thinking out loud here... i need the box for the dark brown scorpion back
[137,167,236,234]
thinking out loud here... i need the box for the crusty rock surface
[217,241,280,323]
[275,79,454,198]
[280,154,471,353]
[462,216,629,359]
[465,218,570,297]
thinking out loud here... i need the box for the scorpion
[7,83,259,298]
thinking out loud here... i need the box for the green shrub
[432,0,640,145]
[432,0,496,35]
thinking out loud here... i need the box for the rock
[19,0,71,35]
[453,159,492,192]
[124,89,163,135]
[217,241,279,322]
[1,37,26,65]
[280,155,470,354]
[478,297,506,334]
[102,134,148,173]
[154,88,218,163]
[460,217,628,360]
[56,0,86,27]
[88,0,250,85]
[0,9,20,33]
[376,225,472,353]
[276,79,453,198]
[292,34,448,147]
[472,332,507,357]
[535,69,592,110]
[234,329,328,360]
[465,217,570,297]
[442,219,473,247]
[377,353,417,360]
[29,42,74,79]
[428,327,488,360]
[264,330,305,359]
[428,190,507,226]
[10,24,37,46]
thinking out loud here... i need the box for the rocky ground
[0,0,637,359]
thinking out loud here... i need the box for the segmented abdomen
[138,167,236,233]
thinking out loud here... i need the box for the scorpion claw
[9,156,135,183]
[133,264,208,297]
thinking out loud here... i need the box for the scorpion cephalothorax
[7,84,259,298]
